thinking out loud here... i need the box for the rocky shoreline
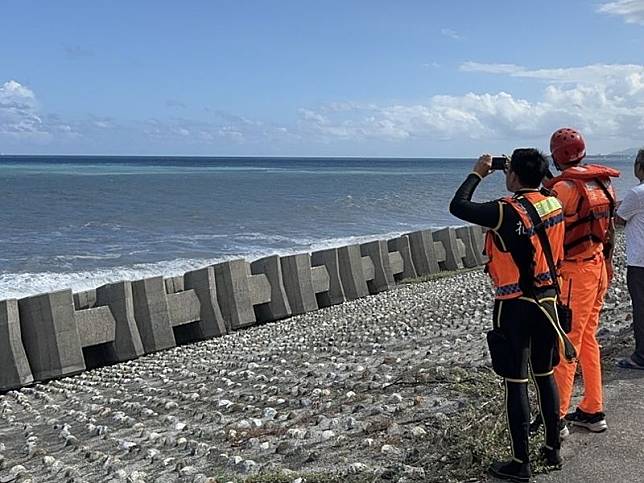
[0,234,634,483]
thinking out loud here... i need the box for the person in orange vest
[450,149,575,482]
[545,128,619,435]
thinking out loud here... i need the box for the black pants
[628,266,644,366]
[493,293,561,463]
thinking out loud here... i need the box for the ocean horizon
[1,154,636,300]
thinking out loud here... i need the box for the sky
[1,0,644,157]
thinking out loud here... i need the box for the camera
[491,155,510,171]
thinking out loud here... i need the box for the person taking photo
[450,149,575,482]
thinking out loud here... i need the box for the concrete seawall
[0,225,486,392]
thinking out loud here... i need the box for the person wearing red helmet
[546,127,619,435]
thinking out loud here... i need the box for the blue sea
[0,155,636,299]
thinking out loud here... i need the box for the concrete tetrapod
[0,299,33,391]
[250,255,292,323]
[132,268,226,351]
[214,259,289,330]
[93,281,145,364]
[432,227,466,271]
[360,240,396,293]
[131,276,177,353]
[280,253,319,315]
[73,289,97,310]
[335,242,404,299]
[387,234,418,281]
[455,225,485,268]
[310,248,347,308]
[18,283,145,381]
[182,267,228,339]
[164,275,185,294]
[470,224,488,264]
[282,251,353,314]
[407,229,441,276]
[18,290,86,381]
[337,245,370,300]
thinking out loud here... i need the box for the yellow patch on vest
[532,197,561,217]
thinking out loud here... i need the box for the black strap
[594,177,616,251]
[515,196,561,297]
[594,177,615,217]
[517,194,577,363]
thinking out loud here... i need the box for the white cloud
[440,28,462,40]
[598,0,644,25]
[461,62,644,84]
[298,63,644,145]
[139,113,294,147]
[298,93,546,142]
[0,80,46,137]
[0,79,297,151]
[460,63,523,75]
[5,60,644,154]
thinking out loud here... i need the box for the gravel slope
[0,235,633,483]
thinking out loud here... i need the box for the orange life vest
[485,191,565,300]
[543,164,619,258]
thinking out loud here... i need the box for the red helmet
[550,128,586,166]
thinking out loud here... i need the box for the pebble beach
[0,234,634,483]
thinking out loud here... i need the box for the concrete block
[360,240,395,293]
[167,290,202,326]
[164,276,184,294]
[389,251,404,278]
[470,225,488,263]
[73,289,96,310]
[250,255,292,322]
[433,227,465,271]
[94,281,145,362]
[337,245,369,300]
[18,290,85,381]
[0,299,33,391]
[214,259,257,330]
[310,248,346,307]
[407,229,440,276]
[310,265,330,295]
[280,253,318,315]
[248,276,271,304]
[361,256,375,283]
[455,225,481,268]
[184,267,227,337]
[433,241,447,264]
[387,235,417,281]
[76,306,116,347]
[132,276,176,353]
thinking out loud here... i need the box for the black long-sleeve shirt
[449,173,542,293]
[449,173,505,229]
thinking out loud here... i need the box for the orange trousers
[553,256,608,417]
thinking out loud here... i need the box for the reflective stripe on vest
[495,271,554,297]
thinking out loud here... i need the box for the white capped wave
[0,229,433,300]
[0,258,227,301]
[52,253,123,261]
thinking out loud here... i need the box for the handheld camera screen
[491,156,508,171]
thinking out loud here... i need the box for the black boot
[488,460,531,482]
[540,447,563,469]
